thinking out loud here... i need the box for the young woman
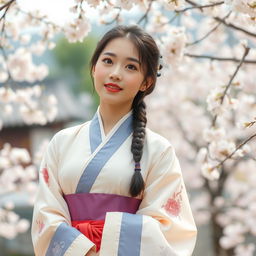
[31,25,197,256]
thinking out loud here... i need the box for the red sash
[72,220,105,252]
[65,193,142,252]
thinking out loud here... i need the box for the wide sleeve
[99,146,197,256]
[31,135,96,256]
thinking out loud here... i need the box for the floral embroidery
[162,186,183,217]
[42,167,49,185]
[52,241,65,256]
[36,219,45,234]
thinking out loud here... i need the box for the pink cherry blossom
[64,17,91,43]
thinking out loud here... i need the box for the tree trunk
[0,237,7,255]
[211,210,223,255]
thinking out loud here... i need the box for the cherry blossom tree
[1,0,256,255]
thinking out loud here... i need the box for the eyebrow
[102,52,141,65]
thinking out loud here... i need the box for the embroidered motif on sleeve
[41,167,49,186]
[162,186,183,217]
[52,241,65,256]
[36,219,45,234]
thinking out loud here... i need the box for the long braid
[89,25,160,197]
[130,93,147,197]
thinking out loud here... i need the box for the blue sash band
[45,222,80,256]
[76,114,133,193]
[118,213,143,256]
[89,113,102,154]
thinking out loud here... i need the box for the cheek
[93,63,107,82]
[128,74,144,88]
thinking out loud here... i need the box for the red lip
[104,83,122,90]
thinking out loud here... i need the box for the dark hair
[90,25,160,197]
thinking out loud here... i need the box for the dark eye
[102,58,112,64]
[127,64,137,71]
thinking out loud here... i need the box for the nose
[109,67,122,81]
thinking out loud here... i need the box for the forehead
[101,37,139,58]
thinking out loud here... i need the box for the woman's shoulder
[145,127,174,154]
[52,120,90,144]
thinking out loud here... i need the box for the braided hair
[90,25,160,197]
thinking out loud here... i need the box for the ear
[140,77,153,92]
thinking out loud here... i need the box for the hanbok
[31,108,197,256]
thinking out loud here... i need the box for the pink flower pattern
[162,186,183,217]
[36,219,45,234]
[42,167,49,185]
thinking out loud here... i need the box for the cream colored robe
[31,108,197,256]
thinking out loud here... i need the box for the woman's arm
[99,146,197,256]
[31,135,95,256]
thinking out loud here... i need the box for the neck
[98,103,132,133]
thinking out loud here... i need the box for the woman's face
[92,37,150,109]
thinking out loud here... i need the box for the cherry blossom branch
[17,9,61,30]
[244,119,256,128]
[186,0,256,38]
[0,0,15,13]
[137,0,154,25]
[77,0,85,18]
[162,1,224,25]
[202,47,251,190]
[213,132,256,170]
[186,22,221,46]
[103,7,122,25]
[177,0,224,13]
[214,16,256,39]
[220,47,249,105]
[186,12,231,46]
[0,0,15,35]
[185,53,256,64]
[106,0,115,6]
[212,46,250,126]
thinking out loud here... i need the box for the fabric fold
[72,220,105,252]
